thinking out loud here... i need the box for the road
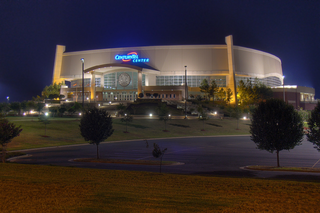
[11,135,320,180]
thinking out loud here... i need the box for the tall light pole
[184,65,188,119]
[282,75,285,102]
[81,58,85,108]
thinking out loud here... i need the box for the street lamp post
[81,58,85,108]
[282,75,285,102]
[184,65,187,119]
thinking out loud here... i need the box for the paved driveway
[12,135,320,180]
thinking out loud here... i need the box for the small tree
[231,106,242,130]
[307,102,320,151]
[138,93,144,98]
[153,93,159,98]
[121,114,133,133]
[39,114,50,136]
[152,143,167,173]
[158,103,170,131]
[58,106,67,117]
[226,88,233,104]
[116,103,126,117]
[250,99,304,167]
[145,93,151,98]
[0,118,23,163]
[209,80,219,101]
[197,105,208,131]
[36,102,45,116]
[10,102,21,115]
[199,79,210,100]
[79,108,114,159]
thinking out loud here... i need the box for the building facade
[53,35,284,104]
[272,85,316,110]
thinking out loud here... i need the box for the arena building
[53,35,284,104]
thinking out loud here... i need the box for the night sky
[0,0,319,102]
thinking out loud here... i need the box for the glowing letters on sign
[115,52,150,63]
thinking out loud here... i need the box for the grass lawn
[0,163,319,213]
[7,117,250,151]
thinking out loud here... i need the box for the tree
[121,114,133,133]
[58,106,67,117]
[250,99,304,167]
[116,103,126,117]
[26,101,36,114]
[197,105,208,131]
[138,93,144,98]
[36,102,45,116]
[0,102,10,114]
[49,106,59,117]
[208,80,219,101]
[48,94,60,100]
[237,79,273,106]
[226,88,233,104]
[152,143,167,173]
[254,83,273,102]
[231,106,242,130]
[199,79,210,100]
[10,102,21,115]
[42,82,62,99]
[21,101,27,114]
[145,93,151,98]
[79,108,114,159]
[39,114,50,136]
[0,118,23,163]
[153,93,159,98]
[158,103,170,131]
[217,88,226,101]
[307,102,320,151]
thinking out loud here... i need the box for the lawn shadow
[169,124,190,128]
[192,170,257,178]
[206,123,222,127]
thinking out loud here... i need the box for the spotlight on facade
[46,104,48,107]
[168,114,171,117]
[79,113,81,116]
[98,104,100,107]
[45,112,49,116]
[149,113,152,117]
[109,101,111,105]
[214,111,217,115]
[125,113,127,116]
[23,112,26,116]
[243,116,247,120]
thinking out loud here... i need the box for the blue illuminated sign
[115,52,149,63]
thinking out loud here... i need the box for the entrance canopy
[84,63,159,74]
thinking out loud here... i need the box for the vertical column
[91,72,96,102]
[138,71,142,95]
[52,45,66,84]
[225,35,237,105]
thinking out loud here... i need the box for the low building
[272,85,317,110]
